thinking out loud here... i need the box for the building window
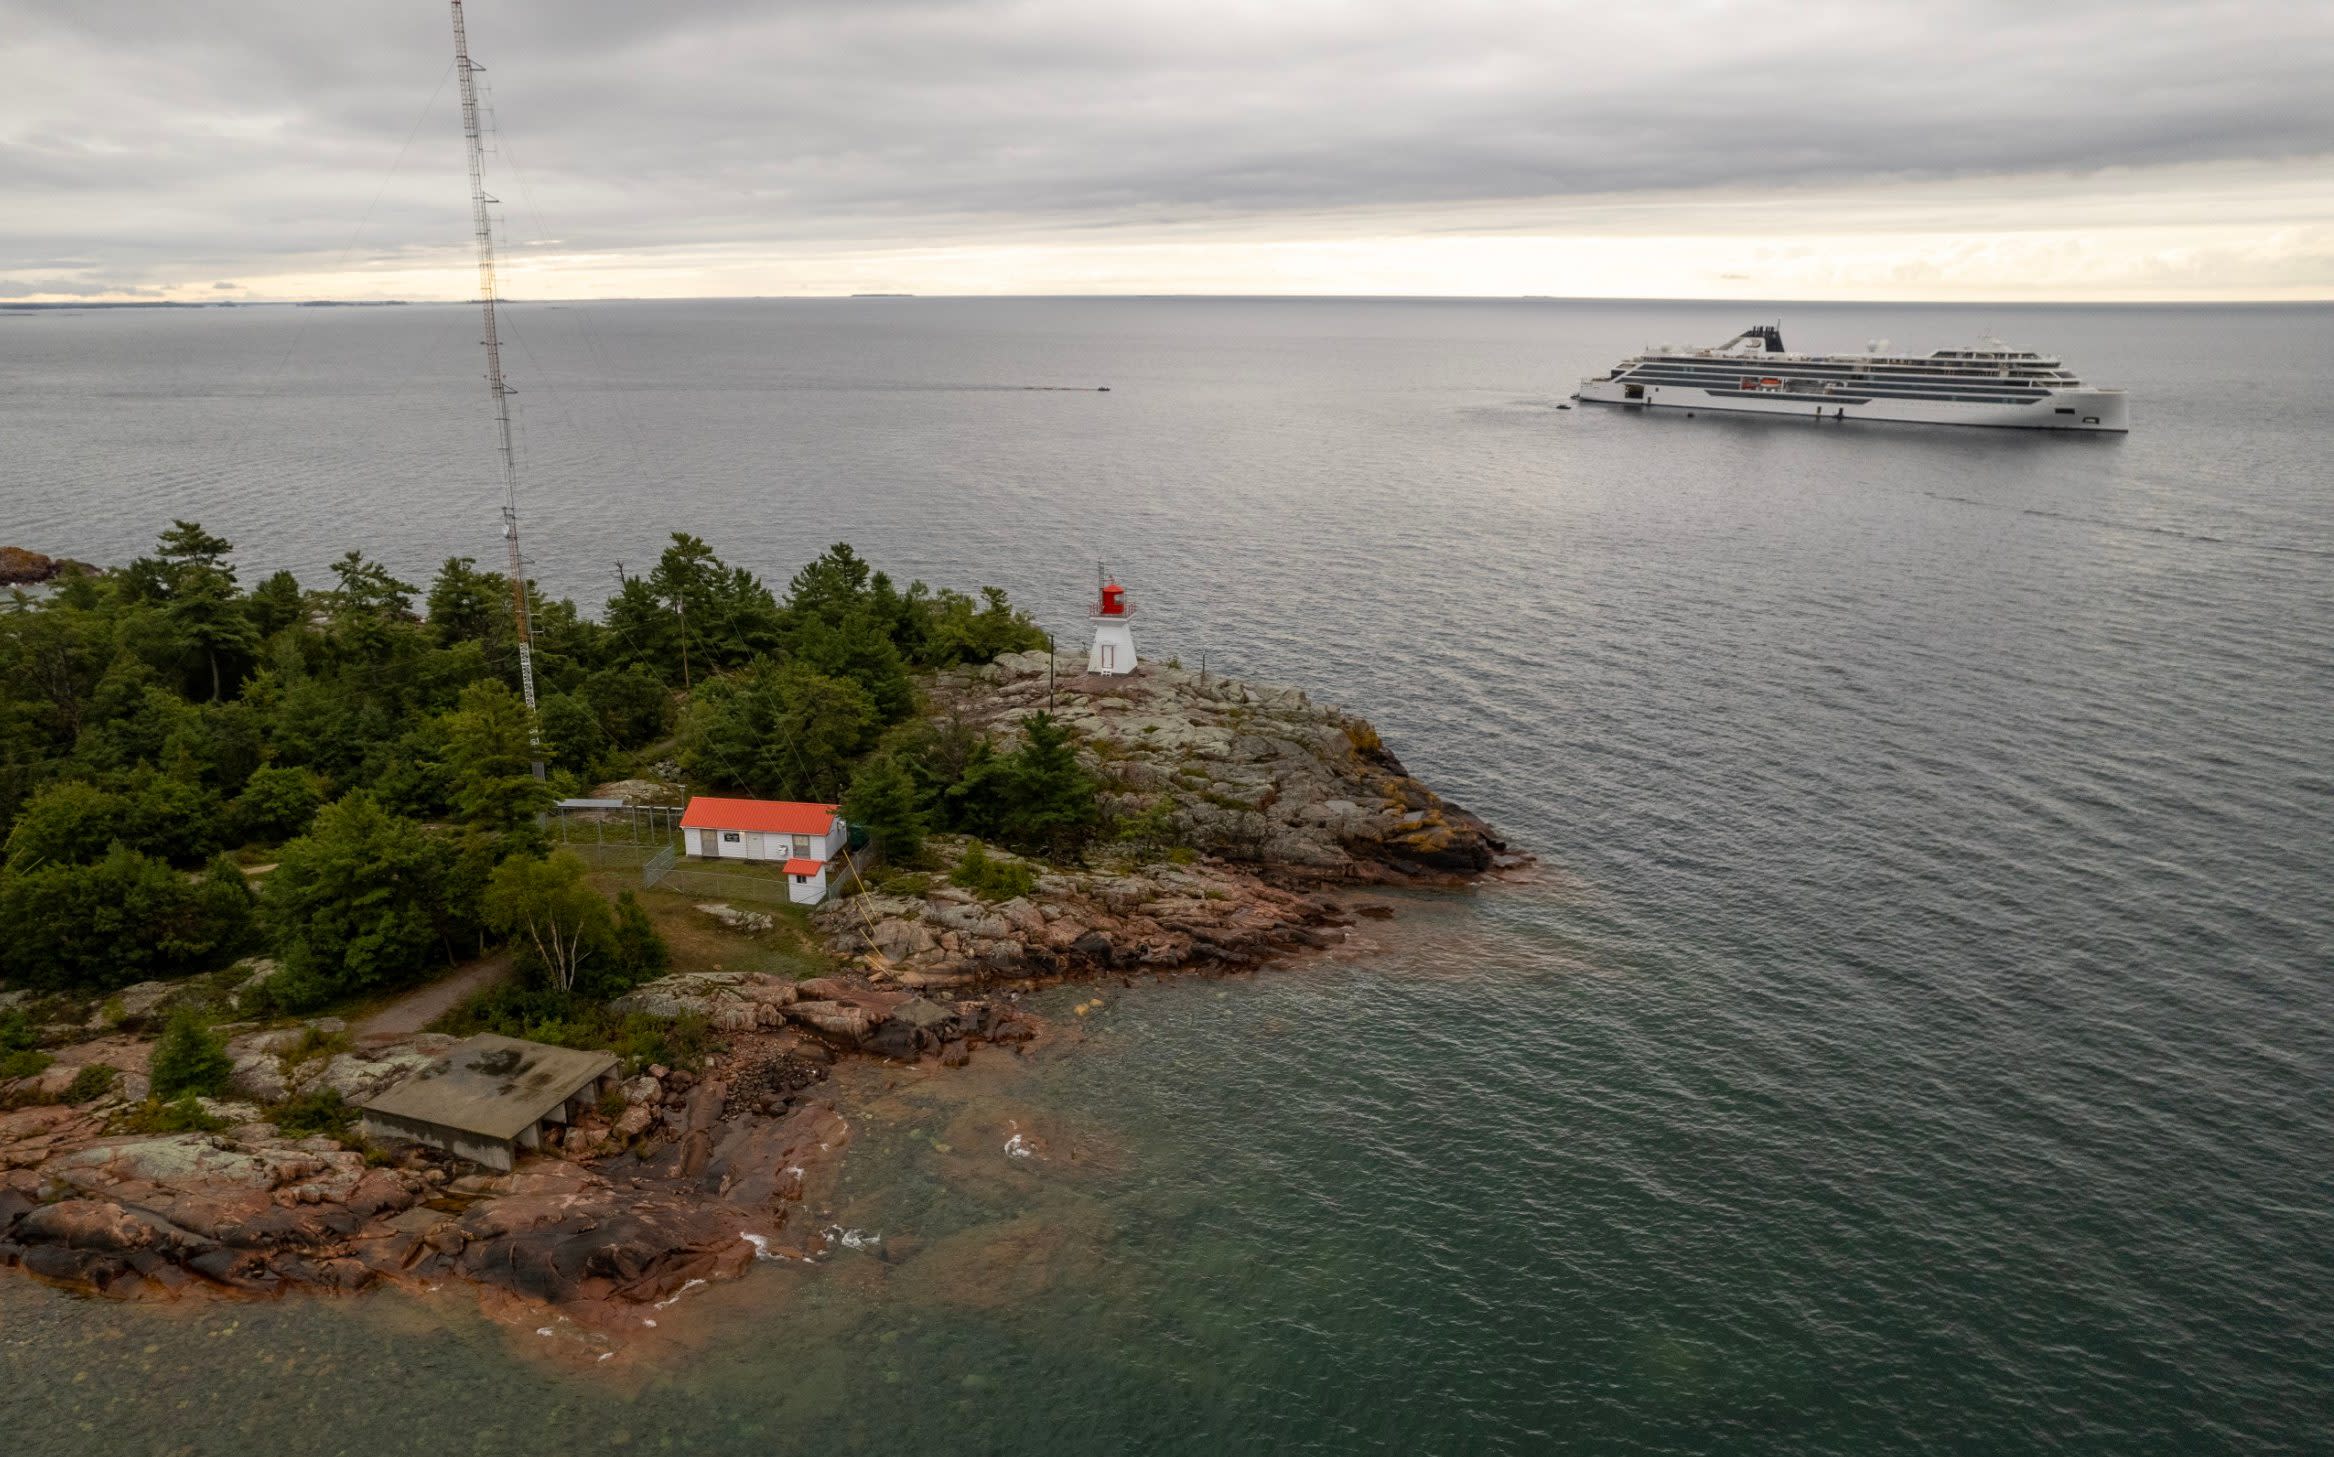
[793,874,807,884]
[793,834,811,856]
[722,831,741,843]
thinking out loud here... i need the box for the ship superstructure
[1575,326,2128,431]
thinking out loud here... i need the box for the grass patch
[593,879,836,982]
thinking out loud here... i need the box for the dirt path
[354,954,511,1042]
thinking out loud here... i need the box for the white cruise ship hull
[1574,379,2128,432]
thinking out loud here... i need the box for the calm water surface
[3,299,2330,1453]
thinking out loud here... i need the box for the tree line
[0,523,1072,1005]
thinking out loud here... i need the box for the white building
[1089,578,1137,676]
[678,796,850,905]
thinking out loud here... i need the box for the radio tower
[450,0,544,778]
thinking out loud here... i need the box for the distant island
[0,527,1516,1349]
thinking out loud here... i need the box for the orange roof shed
[679,796,840,836]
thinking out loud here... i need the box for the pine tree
[149,1010,232,1101]
[443,680,552,830]
[846,752,927,863]
[1000,712,1100,856]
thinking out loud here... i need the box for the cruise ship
[1574,325,2128,431]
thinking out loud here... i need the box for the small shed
[355,1034,619,1172]
[678,795,849,904]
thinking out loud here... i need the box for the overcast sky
[4,0,2331,301]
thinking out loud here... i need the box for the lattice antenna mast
[451,0,544,778]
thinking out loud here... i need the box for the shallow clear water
[3,298,2330,1452]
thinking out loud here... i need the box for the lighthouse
[1087,570,1137,676]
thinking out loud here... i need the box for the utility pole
[451,0,544,779]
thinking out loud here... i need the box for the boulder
[227,1053,290,1104]
[695,903,775,935]
[228,958,283,1011]
[870,918,939,960]
[785,1001,876,1045]
[17,1199,155,1253]
[301,1048,437,1103]
[112,981,180,1025]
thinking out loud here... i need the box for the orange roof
[783,858,826,876]
[679,796,839,835]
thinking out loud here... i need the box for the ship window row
[1622,370,2051,401]
[1627,363,2053,388]
[1651,358,2069,379]
[1630,369,2052,389]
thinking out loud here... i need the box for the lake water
[3,298,2330,1453]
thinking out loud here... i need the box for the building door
[1100,643,1116,670]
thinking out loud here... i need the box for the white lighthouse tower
[1087,567,1137,676]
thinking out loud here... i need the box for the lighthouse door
[1099,644,1116,671]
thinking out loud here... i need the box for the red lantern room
[1098,582,1128,617]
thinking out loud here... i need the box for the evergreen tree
[143,521,259,701]
[149,1010,232,1100]
[324,552,418,662]
[997,711,1100,855]
[679,659,878,800]
[535,692,607,780]
[580,663,672,747]
[647,533,782,675]
[265,793,464,1006]
[845,752,927,863]
[425,556,506,647]
[246,569,305,640]
[442,679,552,830]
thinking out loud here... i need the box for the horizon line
[7,291,2330,309]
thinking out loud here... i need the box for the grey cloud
[3,0,2330,291]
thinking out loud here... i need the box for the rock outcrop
[933,652,1516,880]
[819,844,1368,988]
[0,547,94,587]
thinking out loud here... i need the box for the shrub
[866,867,933,898]
[604,891,669,994]
[282,1024,352,1066]
[273,1088,355,1141]
[149,1010,233,1101]
[65,1063,119,1102]
[0,1048,53,1084]
[950,840,1038,901]
[118,1094,227,1135]
[230,765,323,844]
[0,1009,36,1053]
[434,981,710,1074]
[0,845,255,992]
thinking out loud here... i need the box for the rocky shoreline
[0,656,1520,1347]
[0,977,1042,1336]
[0,546,95,587]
